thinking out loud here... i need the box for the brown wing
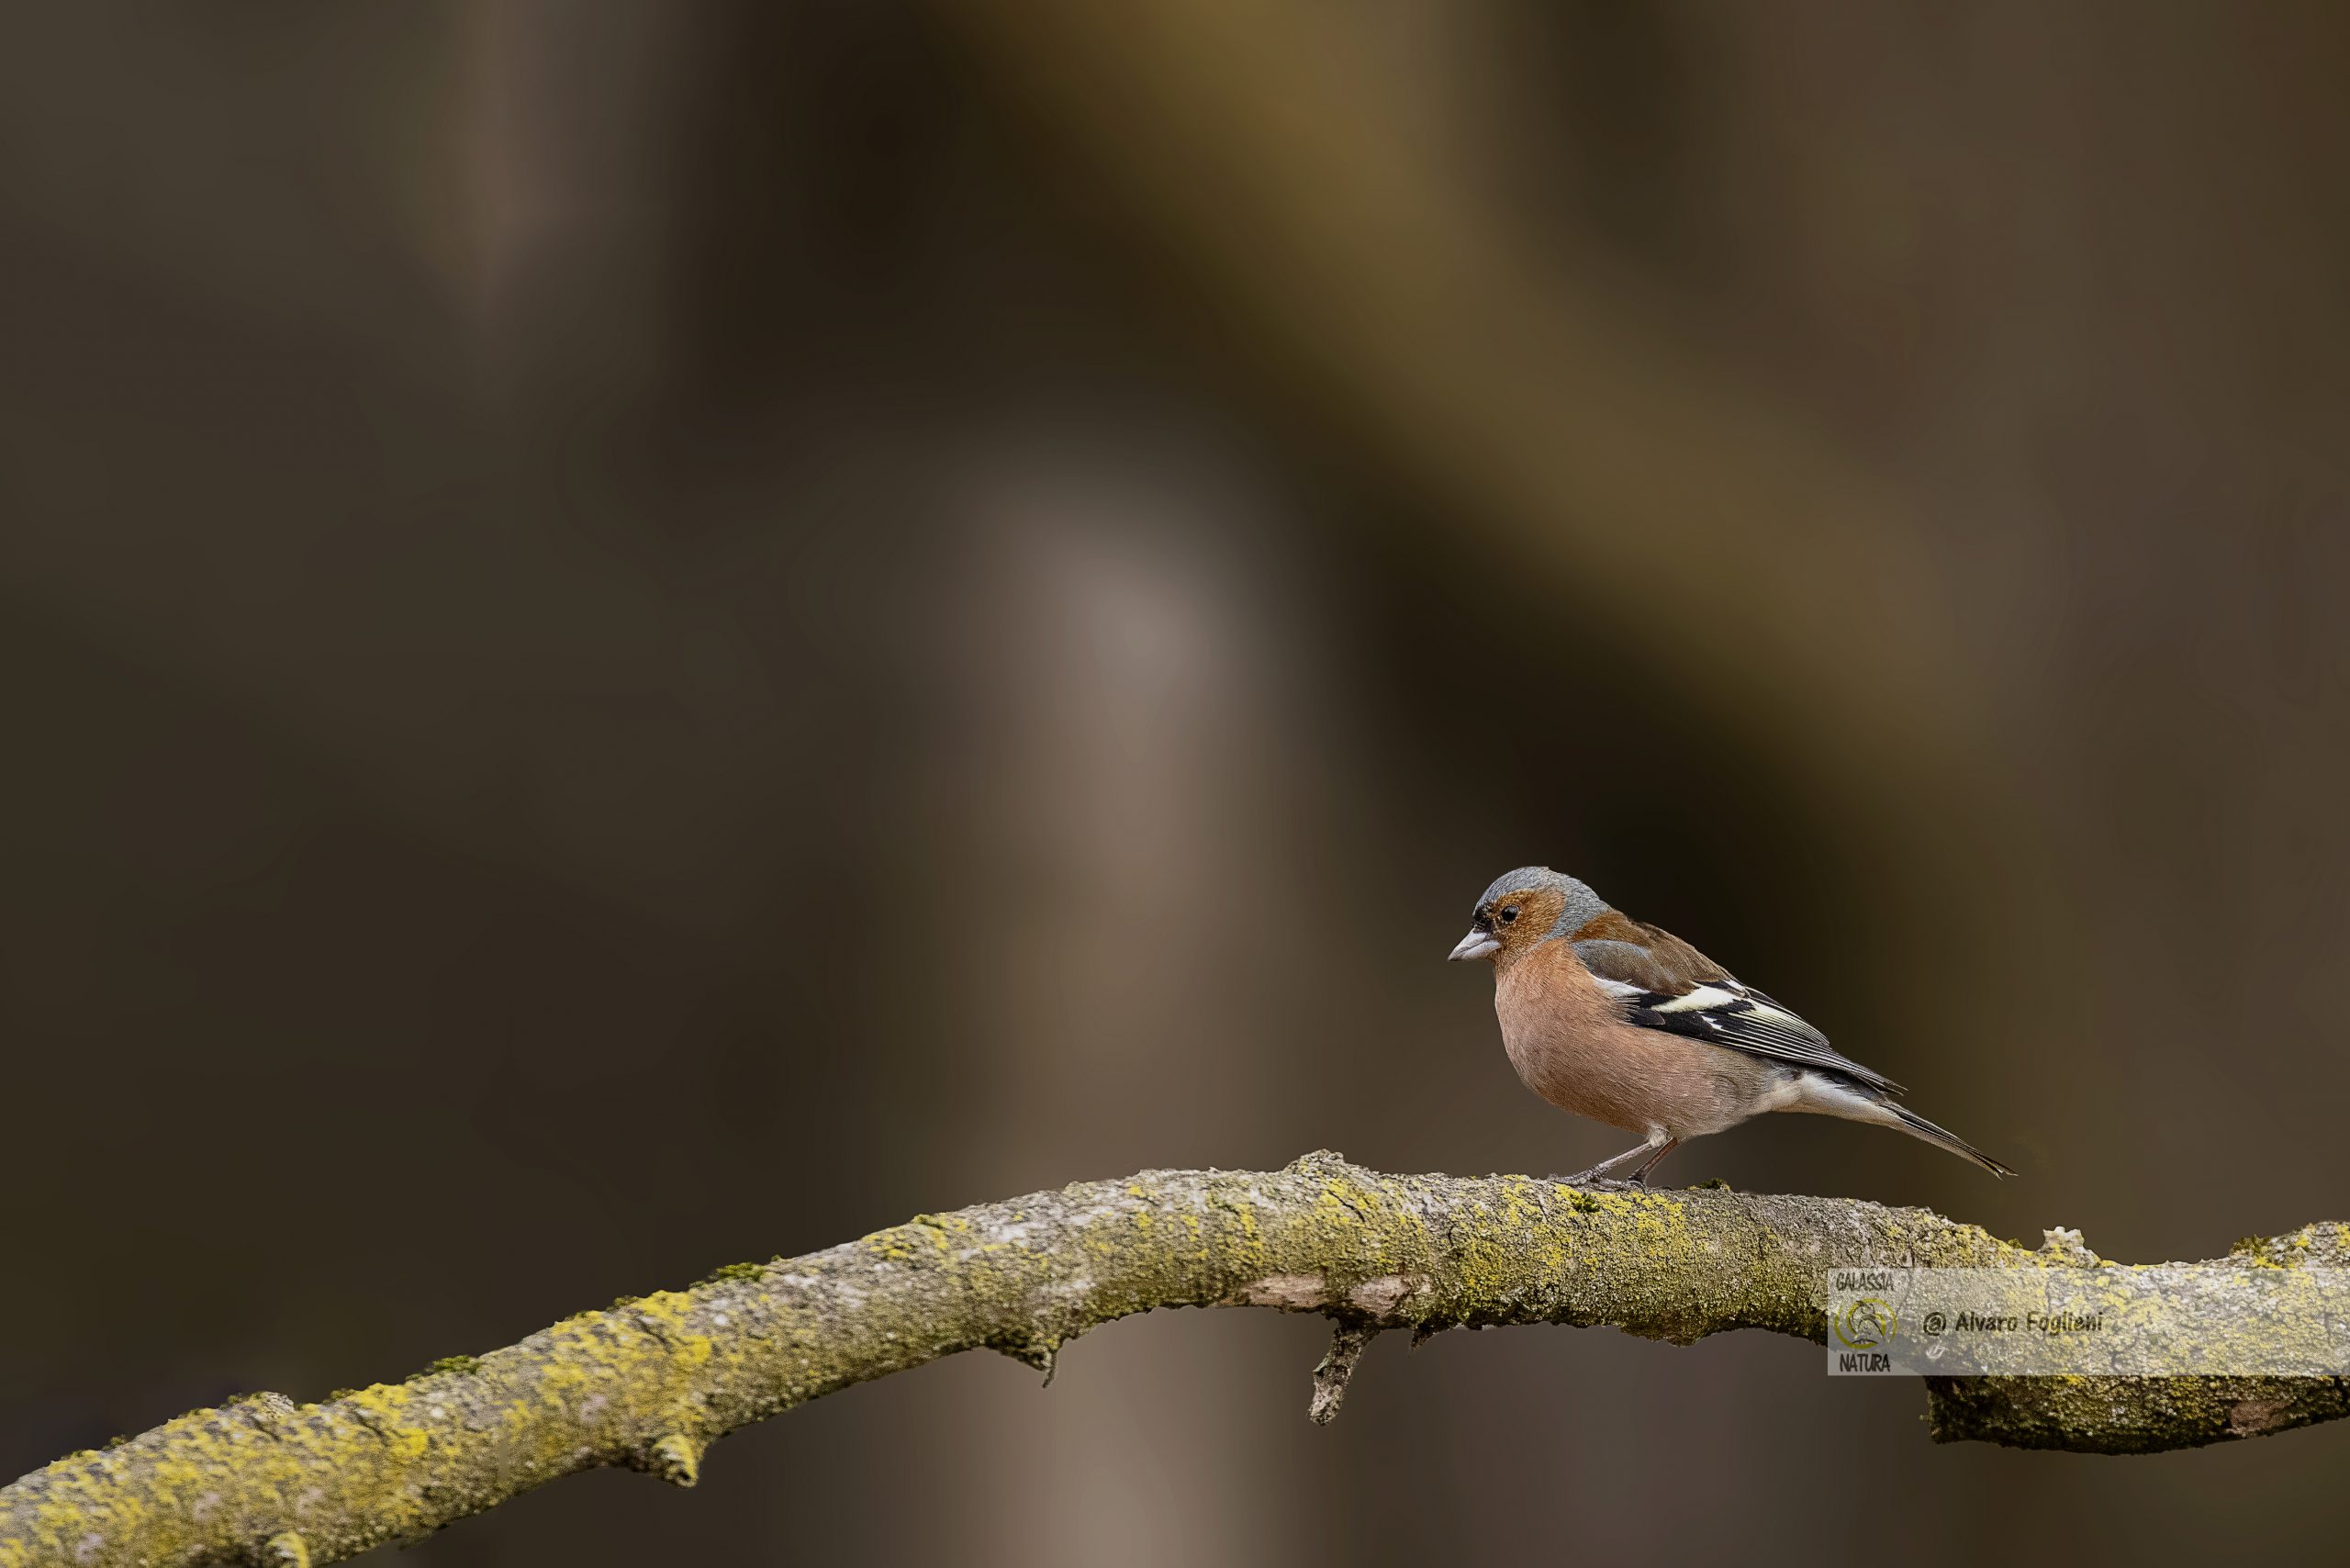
[1564,909,1729,992]
[1566,909,1905,1095]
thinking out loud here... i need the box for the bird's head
[1448,866,1606,965]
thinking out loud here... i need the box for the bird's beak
[1449,929,1501,962]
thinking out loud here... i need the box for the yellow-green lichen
[409,1355,482,1381]
[8,1158,2341,1567]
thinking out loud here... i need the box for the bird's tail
[1882,1103,2016,1179]
[1790,1073,2016,1178]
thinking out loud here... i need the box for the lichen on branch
[7,1155,2348,1567]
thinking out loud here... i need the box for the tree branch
[8,1154,2346,1566]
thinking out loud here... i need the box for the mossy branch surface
[9,1154,2348,1565]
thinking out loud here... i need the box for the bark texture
[7,1154,2347,1566]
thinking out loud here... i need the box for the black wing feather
[1616,981,1905,1095]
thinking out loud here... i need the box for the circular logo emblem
[1835,1298,1897,1350]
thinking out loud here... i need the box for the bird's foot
[1544,1170,1632,1190]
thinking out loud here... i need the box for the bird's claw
[1545,1171,1631,1190]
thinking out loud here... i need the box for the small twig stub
[1310,1326,1380,1426]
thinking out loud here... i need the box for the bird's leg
[1623,1137,1683,1186]
[1550,1136,1664,1188]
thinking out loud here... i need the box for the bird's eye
[1499,905,1520,924]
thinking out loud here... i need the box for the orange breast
[1492,940,1773,1138]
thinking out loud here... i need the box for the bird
[1449,866,2012,1185]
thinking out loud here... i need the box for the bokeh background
[7,3,2350,1562]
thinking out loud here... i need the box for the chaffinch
[1449,867,2012,1184]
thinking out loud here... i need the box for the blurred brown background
[6,3,2349,1562]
